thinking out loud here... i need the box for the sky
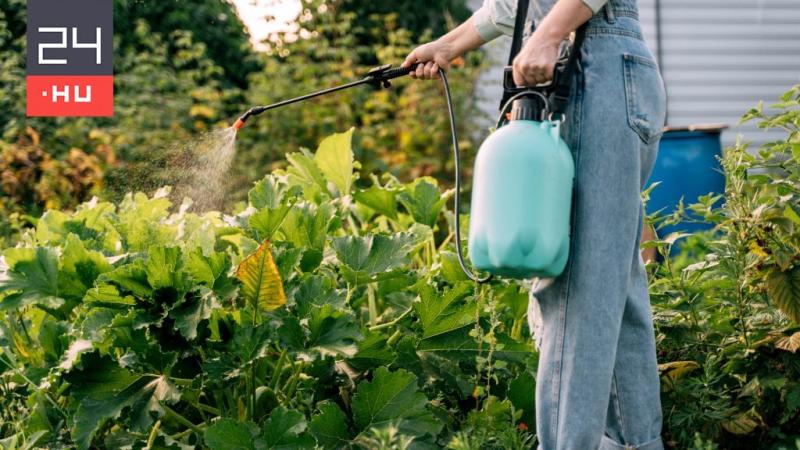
[233,0,302,50]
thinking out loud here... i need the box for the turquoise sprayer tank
[468,98,575,278]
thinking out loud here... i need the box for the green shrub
[648,85,800,449]
[0,129,534,449]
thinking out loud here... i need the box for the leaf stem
[369,306,413,331]
[161,403,203,435]
[367,284,378,326]
[386,329,402,346]
[145,419,161,450]
[283,360,304,403]
[269,348,287,390]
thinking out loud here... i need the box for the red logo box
[26,75,113,117]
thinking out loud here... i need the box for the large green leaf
[100,260,153,298]
[439,251,469,284]
[398,178,446,227]
[293,274,346,318]
[249,176,288,210]
[309,401,350,449]
[353,183,398,220]
[286,150,328,200]
[348,330,397,372]
[314,128,354,196]
[308,304,361,357]
[205,418,257,450]
[115,191,175,252]
[170,287,221,340]
[351,367,441,438]
[250,205,294,241]
[417,328,533,362]
[280,202,335,252]
[507,371,536,426]
[0,247,63,311]
[65,354,180,450]
[767,267,800,322]
[258,406,316,449]
[236,240,286,311]
[414,282,475,339]
[184,248,232,293]
[145,246,187,291]
[332,232,417,284]
[57,234,112,301]
[83,284,136,306]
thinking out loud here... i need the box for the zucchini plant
[0,128,536,449]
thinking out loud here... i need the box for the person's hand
[512,31,561,87]
[402,40,456,80]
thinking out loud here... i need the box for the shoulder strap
[507,0,531,65]
[549,24,586,116]
[501,0,587,117]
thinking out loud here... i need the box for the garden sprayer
[233,0,582,283]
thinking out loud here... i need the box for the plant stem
[283,361,304,404]
[270,348,287,390]
[169,429,193,441]
[189,399,220,417]
[250,365,256,421]
[145,420,161,450]
[347,215,361,237]
[386,329,402,346]
[367,284,378,326]
[16,313,32,345]
[369,307,413,331]
[161,403,203,435]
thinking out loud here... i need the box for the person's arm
[401,15,486,79]
[403,0,605,81]
[512,0,596,86]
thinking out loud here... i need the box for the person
[402,0,666,449]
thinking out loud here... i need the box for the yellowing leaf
[721,410,762,435]
[767,268,800,323]
[748,240,768,258]
[236,240,286,311]
[657,360,700,381]
[775,332,800,353]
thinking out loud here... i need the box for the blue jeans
[527,2,667,449]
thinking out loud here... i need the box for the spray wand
[232,63,491,283]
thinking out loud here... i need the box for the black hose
[439,68,493,284]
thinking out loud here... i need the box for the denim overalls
[527,0,667,448]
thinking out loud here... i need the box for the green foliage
[0,129,533,448]
[234,0,485,199]
[1,0,483,225]
[647,85,800,449]
[0,129,113,247]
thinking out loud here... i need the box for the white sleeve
[471,0,608,43]
[471,0,518,42]
[581,0,608,13]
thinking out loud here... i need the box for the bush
[648,85,800,449]
[0,128,115,248]
[0,129,535,449]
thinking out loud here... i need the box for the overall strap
[549,23,586,116]
[507,0,531,65]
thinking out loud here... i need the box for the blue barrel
[646,124,727,237]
